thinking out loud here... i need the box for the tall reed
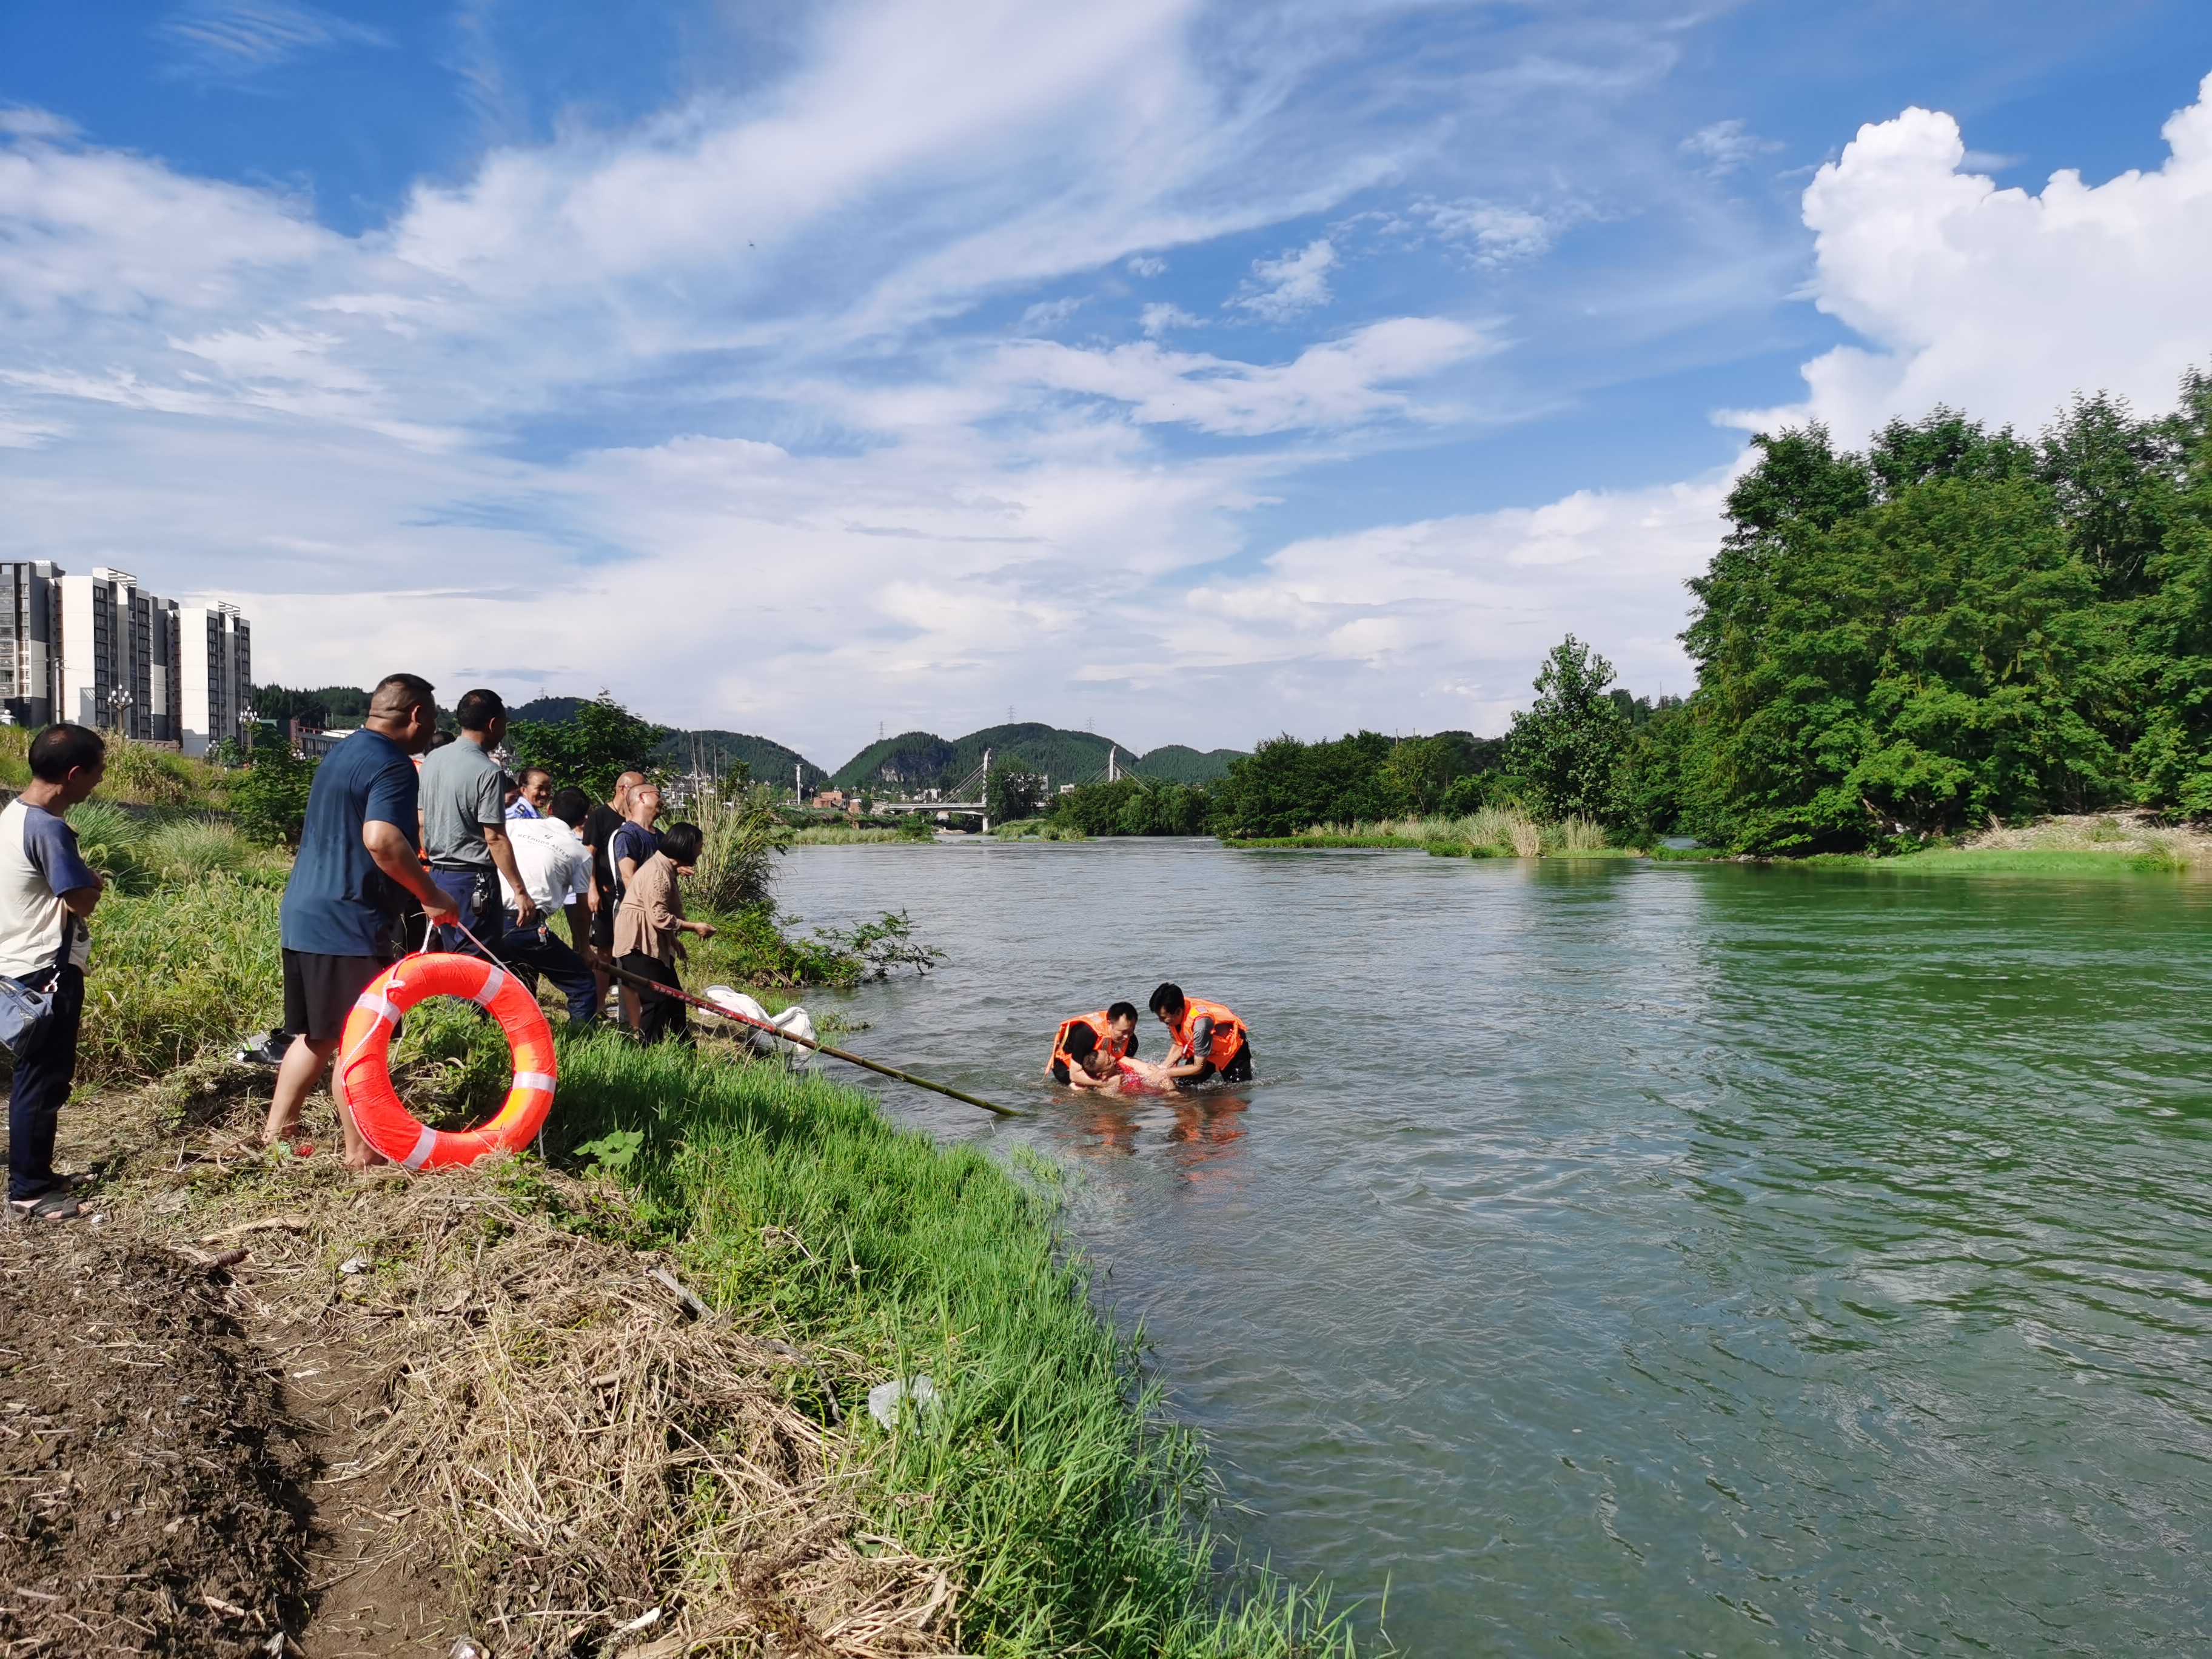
[686,780,791,912]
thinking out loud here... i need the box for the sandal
[10,1190,82,1222]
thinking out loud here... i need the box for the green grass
[76,876,284,1084]
[543,1034,1358,1658]
[1222,834,1429,851]
[1808,847,2189,876]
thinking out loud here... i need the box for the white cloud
[1019,297,1085,330]
[1124,474,1728,732]
[1140,301,1199,335]
[1422,199,1572,265]
[1126,255,1167,276]
[1731,72,2212,442]
[1004,317,1483,435]
[1233,237,1335,320]
[1680,118,1781,177]
[158,1,391,79]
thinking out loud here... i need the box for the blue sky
[4,1,2211,760]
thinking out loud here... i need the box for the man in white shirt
[0,725,108,1220]
[496,785,600,1022]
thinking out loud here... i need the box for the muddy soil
[0,1229,309,1655]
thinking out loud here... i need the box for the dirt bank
[0,1070,956,1658]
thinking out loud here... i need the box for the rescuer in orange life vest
[1149,982,1253,1085]
[1050,1001,1141,1088]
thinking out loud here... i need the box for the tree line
[1017,370,2212,850]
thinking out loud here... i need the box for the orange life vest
[1051,1010,1132,1074]
[1168,996,1247,1070]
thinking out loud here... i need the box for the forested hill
[508,697,828,788]
[1126,745,1243,784]
[828,724,1247,792]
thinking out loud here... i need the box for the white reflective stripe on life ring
[475,965,506,1007]
[353,992,403,1028]
[512,1070,557,1094]
[401,1122,440,1172]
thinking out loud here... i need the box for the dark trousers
[618,952,689,1045]
[8,965,82,1201]
[428,868,500,957]
[501,915,598,1022]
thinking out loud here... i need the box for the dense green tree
[1047,777,1212,836]
[986,758,1048,822]
[508,692,670,802]
[1502,636,1632,822]
[1654,395,2211,851]
[1211,731,1408,837]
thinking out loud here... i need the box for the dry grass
[361,1181,956,1657]
[118,1116,960,1659]
[1959,811,2204,868]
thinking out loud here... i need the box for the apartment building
[178,603,252,757]
[58,568,182,743]
[0,561,64,727]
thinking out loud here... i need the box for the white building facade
[58,568,183,744]
[178,604,252,757]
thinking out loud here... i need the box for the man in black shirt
[583,770,643,1016]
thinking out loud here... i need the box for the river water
[771,841,2212,1656]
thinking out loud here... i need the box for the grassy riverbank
[35,839,1358,1654]
[541,1038,1353,1655]
[1224,806,1631,858]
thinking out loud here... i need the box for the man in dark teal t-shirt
[265,674,458,1168]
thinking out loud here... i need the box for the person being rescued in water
[1150,982,1253,1085]
[1051,1002,1141,1088]
[1074,1047,1175,1093]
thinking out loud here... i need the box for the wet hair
[659,822,704,865]
[1148,983,1185,1018]
[1106,1000,1139,1024]
[548,786,591,828]
[454,688,505,732]
[1063,1023,1099,1059]
[370,672,435,717]
[1079,1048,1116,1078]
[30,723,104,783]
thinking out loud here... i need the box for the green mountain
[1126,745,1242,784]
[510,697,828,789]
[828,723,1247,794]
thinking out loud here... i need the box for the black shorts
[591,903,615,951]
[1189,1042,1253,1085]
[282,949,393,1044]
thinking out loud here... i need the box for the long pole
[600,960,1027,1119]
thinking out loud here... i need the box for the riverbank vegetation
[28,800,1358,1653]
[1616,370,2212,854]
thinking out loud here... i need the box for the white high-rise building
[58,568,182,743]
[0,561,64,728]
[179,603,252,757]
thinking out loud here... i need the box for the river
[771,840,2212,1656]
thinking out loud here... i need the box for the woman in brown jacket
[612,821,716,1042]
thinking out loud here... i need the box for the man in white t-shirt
[495,785,600,1022]
[0,725,108,1221]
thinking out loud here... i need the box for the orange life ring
[337,953,558,1171]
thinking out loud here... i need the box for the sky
[3,1,2211,764]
